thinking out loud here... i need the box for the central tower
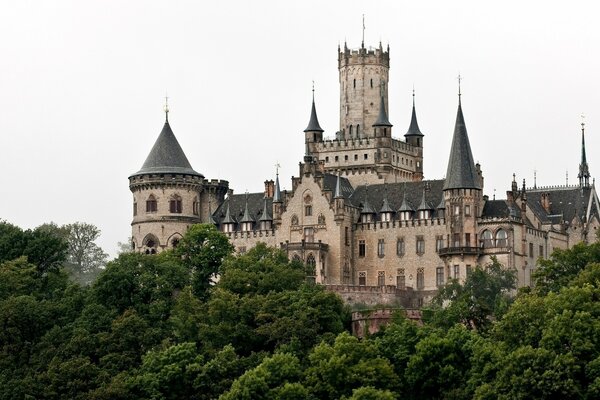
[338,42,390,139]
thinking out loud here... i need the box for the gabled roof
[443,99,480,190]
[131,120,203,178]
[323,173,354,200]
[527,186,599,225]
[373,95,392,127]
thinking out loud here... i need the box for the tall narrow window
[417,268,425,289]
[304,227,314,243]
[436,235,444,252]
[353,78,356,88]
[416,236,425,255]
[465,233,471,247]
[377,239,385,258]
[133,202,137,216]
[436,267,445,286]
[359,240,366,257]
[169,195,182,213]
[305,205,312,216]
[396,238,405,256]
[396,268,405,289]
[377,271,385,286]
[529,242,534,258]
[453,265,460,279]
[496,229,507,247]
[481,230,493,248]
[146,195,157,213]
[345,227,350,246]
[358,271,366,286]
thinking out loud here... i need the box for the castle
[129,40,600,304]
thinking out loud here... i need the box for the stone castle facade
[129,40,600,304]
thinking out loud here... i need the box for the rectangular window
[325,156,329,162]
[436,236,444,252]
[436,267,445,286]
[359,240,366,257]
[453,265,460,279]
[416,236,425,255]
[345,227,350,246]
[397,238,405,256]
[358,271,366,286]
[454,204,460,216]
[417,268,425,289]
[396,269,405,289]
[377,271,385,286]
[146,199,157,213]
[364,154,368,160]
[335,156,339,162]
[529,242,534,258]
[466,264,472,276]
[304,227,314,243]
[305,205,312,216]
[453,233,461,247]
[539,245,544,259]
[344,155,348,161]
[354,154,358,161]
[169,199,182,213]
[465,205,471,216]
[377,239,385,257]
[465,233,471,247]
[133,202,137,216]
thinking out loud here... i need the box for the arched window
[291,215,299,226]
[349,125,353,137]
[146,194,157,213]
[481,230,493,248]
[192,197,199,215]
[292,254,302,263]
[306,254,316,276]
[170,194,182,213]
[496,229,508,247]
[356,124,360,137]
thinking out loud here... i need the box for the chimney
[264,180,275,198]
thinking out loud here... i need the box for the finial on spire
[362,14,365,49]
[412,84,415,105]
[534,169,537,189]
[581,113,586,129]
[457,74,462,99]
[312,80,315,100]
[164,92,170,122]
[275,162,280,176]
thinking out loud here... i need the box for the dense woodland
[1,221,600,399]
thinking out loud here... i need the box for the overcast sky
[1,0,598,257]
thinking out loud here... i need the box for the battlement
[129,173,204,191]
[339,44,390,68]
[356,218,446,231]
[315,137,419,156]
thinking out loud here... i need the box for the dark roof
[322,173,354,200]
[527,186,598,224]
[240,196,255,223]
[131,121,203,177]
[443,100,480,190]
[482,200,521,219]
[259,197,272,221]
[273,174,282,203]
[417,191,433,210]
[405,96,423,137]
[380,195,394,213]
[304,99,324,133]
[373,95,392,127]
[350,180,445,217]
[215,193,272,226]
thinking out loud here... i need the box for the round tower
[338,41,390,139]
[129,105,204,254]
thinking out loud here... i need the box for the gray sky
[1,0,598,257]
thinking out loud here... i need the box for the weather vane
[275,162,281,175]
[457,74,462,96]
[164,92,169,121]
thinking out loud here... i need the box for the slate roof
[527,186,598,224]
[373,95,392,127]
[214,193,271,226]
[322,173,354,200]
[443,100,480,190]
[405,96,423,137]
[481,200,521,219]
[350,180,445,218]
[304,99,324,133]
[131,121,203,178]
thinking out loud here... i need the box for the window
[354,154,358,161]
[370,78,373,88]
[345,227,350,246]
[357,125,360,137]
[466,265,472,276]
[146,195,157,213]
[465,205,471,216]
[193,198,200,216]
[304,227,314,243]
[377,239,385,257]
[344,155,348,161]
[169,196,182,213]
[349,125,353,137]
[539,245,544,259]
[364,154,368,160]
[305,205,312,216]
[396,269,405,289]
[306,254,316,277]
[359,240,366,257]
[335,156,339,162]
[436,267,444,286]
[377,271,385,286]
[436,236,444,252]
[465,233,471,247]
[453,233,461,247]
[291,215,299,226]
[396,238,405,256]
[496,229,507,247]
[529,242,534,258]
[416,236,425,255]
[453,265,460,279]
[325,156,329,162]
[481,230,493,248]
[353,78,356,88]
[133,202,137,216]
[454,204,460,216]
[417,268,425,289]
[358,271,366,286]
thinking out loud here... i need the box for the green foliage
[428,257,516,332]
[63,222,109,285]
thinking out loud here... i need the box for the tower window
[377,239,385,258]
[364,154,368,160]
[344,155,348,161]
[305,205,312,216]
[169,196,182,213]
[370,79,373,88]
[133,202,137,216]
[354,154,358,161]
[353,78,356,88]
[146,195,157,213]
[359,240,366,257]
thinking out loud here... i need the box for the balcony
[281,240,329,252]
[438,246,481,256]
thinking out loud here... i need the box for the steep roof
[131,120,203,177]
[527,186,598,225]
[481,200,521,219]
[304,98,324,133]
[323,173,354,200]
[443,99,480,190]
[404,95,424,137]
[215,193,271,226]
[373,95,392,127]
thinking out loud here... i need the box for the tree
[168,224,233,299]
[64,222,109,284]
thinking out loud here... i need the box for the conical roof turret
[360,187,376,214]
[578,119,591,188]
[405,92,423,138]
[240,194,254,223]
[334,172,343,199]
[259,196,272,221]
[131,109,203,178]
[417,190,432,210]
[398,186,414,212]
[304,96,324,133]
[273,173,282,203]
[443,95,481,190]
[222,201,236,224]
[373,94,392,127]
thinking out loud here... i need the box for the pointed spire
[240,193,254,223]
[130,105,203,178]
[436,196,445,210]
[222,201,236,224]
[417,190,431,210]
[360,186,376,214]
[334,171,343,198]
[373,93,392,127]
[379,186,394,213]
[304,85,324,133]
[259,196,272,221]
[443,91,481,190]
[273,168,282,203]
[578,115,590,188]
[405,89,424,137]
[398,185,414,212]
